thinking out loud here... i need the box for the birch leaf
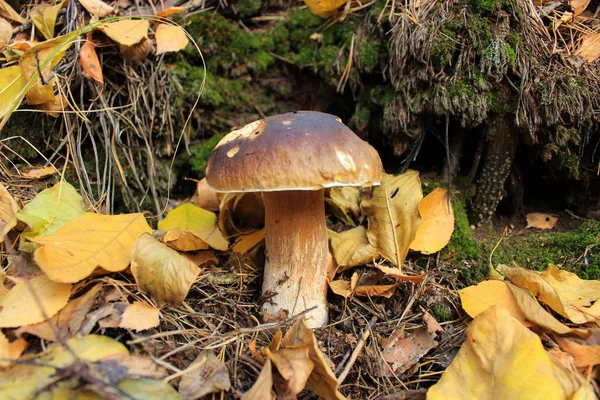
[158,203,216,231]
[102,20,149,46]
[155,24,189,54]
[409,188,454,254]
[30,1,65,40]
[0,182,18,242]
[330,226,379,270]
[0,65,26,119]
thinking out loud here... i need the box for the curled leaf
[0,182,18,242]
[409,188,454,254]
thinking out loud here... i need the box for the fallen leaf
[131,233,201,305]
[283,319,346,400]
[266,347,314,397]
[0,65,26,119]
[119,301,160,331]
[0,332,27,367]
[498,264,600,323]
[21,166,58,179]
[30,1,65,40]
[196,177,220,211]
[78,0,114,17]
[375,264,425,282]
[571,0,591,16]
[33,212,152,283]
[179,350,231,400]
[232,229,265,254]
[163,227,229,251]
[102,19,149,46]
[183,250,219,268]
[155,6,186,17]
[548,351,597,399]
[459,280,532,327]
[0,17,11,48]
[159,203,216,231]
[80,37,103,86]
[409,188,454,254]
[219,192,264,236]
[330,226,379,270]
[156,23,189,54]
[304,0,347,18]
[242,358,276,400]
[526,212,558,230]
[329,275,397,299]
[380,328,437,376]
[422,312,444,335]
[576,33,600,63]
[362,171,423,267]
[0,182,18,242]
[428,306,582,399]
[37,93,68,117]
[326,186,360,225]
[19,35,75,105]
[119,37,153,63]
[0,0,25,23]
[0,274,72,328]
[556,338,600,368]
[102,353,168,379]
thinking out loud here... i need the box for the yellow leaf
[571,0,591,16]
[232,229,265,254]
[163,227,229,251]
[0,65,26,119]
[33,212,152,283]
[265,347,314,396]
[19,35,75,105]
[304,0,347,18]
[80,38,104,86]
[0,274,72,328]
[428,305,569,400]
[0,17,11,48]
[526,212,558,230]
[498,264,600,323]
[325,186,360,225]
[131,233,200,305]
[330,226,379,269]
[219,192,264,236]
[21,166,58,179]
[242,358,276,400]
[409,188,454,254]
[30,1,65,40]
[0,182,18,242]
[155,6,186,17]
[119,301,160,331]
[459,280,532,327]
[78,0,114,17]
[179,350,231,399]
[0,332,27,367]
[0,0,25,23]
[102,19,149,47]
[155,23,189,54]
[362,171,422,267]
[283,319,346,400]
[158,203,216,231]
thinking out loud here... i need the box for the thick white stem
[262,190,329,327]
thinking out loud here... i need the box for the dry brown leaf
[119,301,160,331]
[30,1,65,40]
[556,338,600,368]
[375,264,425,282]
[330,226,379,270]
[380,328,437,376]
[119,37,153,64]
[101,352,168,379]
[155,23,189,54]
[131,233,200,305]
[362,171,422,267]
[102,20,149,46]
[21,166,57,180]
[0,0,25,23]
[571,0,591,16]
[266,347,314,397]
[33,212,152,283]
[283,319,346,400]
[0,182,18,242]
[196,178,220,211]
[242,358,276,400]
[179,350,231,400]
[0,17,11,49]
[232,229,265,254]
[0,274,72,328]
[409,188,454,254]
[459,280,532,327]
[155,6,186,17]
[80,37,103,86]
[498,264,600,323]
[78,0,114,16]
[326,186,360,225]
[37,93,68,117]
[576,33,600,63]
[526,212,558,230]
[329,273,397,299]
[219,192,264,236]
[183,250,218,269]
[422,311,444,335]
[163,227,229,252]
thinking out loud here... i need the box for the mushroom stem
[262,189,329,327]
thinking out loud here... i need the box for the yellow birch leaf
[428,305,569,400]
[102,19,149,47]
[30,1,65,40]
[219,192,264,236]
[409,187,454,254]
[0,0,25,23]
[155,23,189,54]
[131,233,200,305]
[78,0,114,17]
[0,65,26,118]
[232,229,265,254]
[362,171,422,267]
[33,212,152,283]
[459,280,532,327]
[242,358,276,400]
[304,0,347,18]
[21,166,58,179]
[498,264,600,323]
[163,227,229,251]
[179,350,231,400]
[0,274,72,328]
[158,203,216,231]
[0,182,18,242]
[526,212,558,230]
[119,301,160,331]
[330,226,379,270]
[325,186,360,225]
[80,38,104,86]
[264,347,314,396]
[283,319,346,400]
[0,17,11,48]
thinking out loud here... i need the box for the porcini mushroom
[205,111,382,327]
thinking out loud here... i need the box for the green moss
[185,133,226,175]
[349,106,371,133]
[234,0,262,18]
[448,196,480,260]
[359,39,382,72]
[431,302,454,322]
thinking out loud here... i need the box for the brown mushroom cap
[205,111,382,192]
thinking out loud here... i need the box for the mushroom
[205,111,382,327]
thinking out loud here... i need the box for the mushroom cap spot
[205,111,383,192]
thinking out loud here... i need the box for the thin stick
[337,316,378,385]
